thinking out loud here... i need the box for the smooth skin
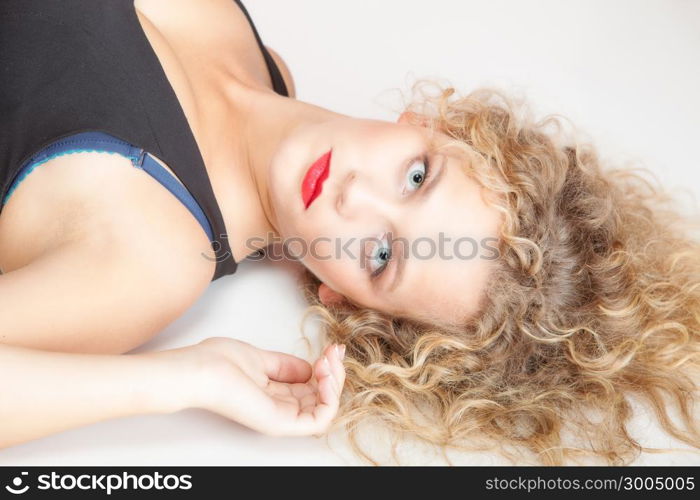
[0,0,500,446]
[0,0,348,448]
[0,338,345,448]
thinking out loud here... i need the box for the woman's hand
[182,337,346,437]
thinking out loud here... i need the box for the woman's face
[267,114,503,324]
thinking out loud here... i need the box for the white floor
[2,0,699,466]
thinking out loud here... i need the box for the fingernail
[339,344,346,360]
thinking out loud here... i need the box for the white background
[1,0,699,466]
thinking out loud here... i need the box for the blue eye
[365,153,432,281]
[404,156,431,194]
[368,235,392,277]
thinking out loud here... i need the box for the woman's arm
[0,343,186,449]
[0,337,346,449]
[0,175,213,355]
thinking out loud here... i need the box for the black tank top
[0,0,289,281]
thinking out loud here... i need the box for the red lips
[301,149,332,209]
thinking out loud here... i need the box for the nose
[336,169,394,219]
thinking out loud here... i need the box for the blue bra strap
[2,131,214,242]
[138,152,215,242]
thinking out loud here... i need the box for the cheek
[300,240,362,293]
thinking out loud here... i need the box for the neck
[205,82,341,263]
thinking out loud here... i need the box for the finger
[288,382,316,399]
[311,359,341,424]
[266,380,314,400]
[320,344,345,396]
[257,349,313,383]
[321,343,346,397]
[265,381,293,398]
[275,354,339,436]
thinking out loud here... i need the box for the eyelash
[403,154,432,195]
[367,154,433,280]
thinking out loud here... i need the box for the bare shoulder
[133,0,297,98]
[0,149,217,351]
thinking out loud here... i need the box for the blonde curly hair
[299,80,700,465]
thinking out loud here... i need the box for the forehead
[365,118,447,146]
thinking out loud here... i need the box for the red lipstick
[301,149,332,209]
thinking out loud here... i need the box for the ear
[318,282,347,307]
[397,111,429,127]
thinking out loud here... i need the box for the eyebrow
[385,153,447,293]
